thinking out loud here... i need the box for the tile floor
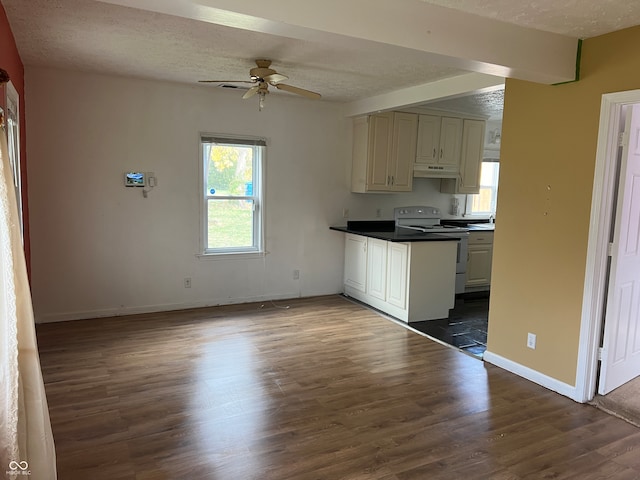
[409,294,489,358]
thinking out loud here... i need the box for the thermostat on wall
[124,172,146,187]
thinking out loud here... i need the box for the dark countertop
[330,221,460,242]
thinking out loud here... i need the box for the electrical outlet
[293,270,300,280]
[376,208,382,218]
[184,277,192,288]
[343,208,349,218]
[527,332,536,349]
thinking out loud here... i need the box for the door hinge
[598,347,604,361]
[607,242,614,257]
[618,132,625,147]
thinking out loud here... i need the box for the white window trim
[464,159,499,217]
[198,133,266,257]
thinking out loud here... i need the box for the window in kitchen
[466,160,500,216]
[200,135,265,255]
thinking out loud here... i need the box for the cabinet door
[367,112,393,191]
[366,238,387,300]
[344,234,367,292]
[386,243,408,309]
[389,112,417,191]
[416,114,441,164]
[458,119,485,194]
[439,117,463,167]
[466,244,493,287]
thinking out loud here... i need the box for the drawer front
[468,231,494,245]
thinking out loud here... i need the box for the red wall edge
[0,3,30,277]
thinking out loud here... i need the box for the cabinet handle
[433,148,436,158]
[440,148,443,158]
[391,176,394,186]
[387,175,390,186]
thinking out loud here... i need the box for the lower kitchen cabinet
[465,231,494,290]
[386,242,408,310]
[344,233,367,293]
[344,234,457,322]
[366,238,388,301]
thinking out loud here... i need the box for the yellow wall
[487,25,640,385]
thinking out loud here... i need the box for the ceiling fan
[199,59,321,110]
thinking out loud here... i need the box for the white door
[599,104,640,395]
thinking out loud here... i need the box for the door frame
[575,89,640,403]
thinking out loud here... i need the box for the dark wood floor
[36,295,640,479]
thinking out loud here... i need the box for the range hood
[413,163,458,178]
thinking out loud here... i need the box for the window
[200,135,265,255]
[466,160,500,216]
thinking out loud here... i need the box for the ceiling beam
[96,0,579,85]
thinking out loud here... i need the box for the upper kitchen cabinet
[440,119,486,194]
[414,115,462,177]
[351,112,418,193]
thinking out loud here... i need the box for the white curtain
[0,123,56,478]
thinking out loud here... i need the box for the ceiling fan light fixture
[199,59,321,108]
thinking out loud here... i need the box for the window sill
[196,251,266,261]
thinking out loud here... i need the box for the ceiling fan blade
[198,80,254,84]
[242,85,260,99]
[264,73,288,84]
[275,83,321,99]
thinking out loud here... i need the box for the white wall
[26,67,354,322]
[345,177,467,220]
[25,67,470,322]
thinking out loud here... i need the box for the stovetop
[394,206,469,234]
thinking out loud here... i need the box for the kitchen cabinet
[351,112,417,193]
[440,119,486,194]
[344,233,367,293]
[343,234,457,322]
[367,238,387,300]
[386,242,408,310]
[414,115,462,177]
[465,231,493,290]
[363,237,407,307]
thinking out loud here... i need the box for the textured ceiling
[426,88,505,120]
[421,0,640,38]
[2,0,640,116]
[0,0,464,103]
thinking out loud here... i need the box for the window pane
[480,162,499,187]
[207,199,254,249]
[205,145,254,196]
[472,187,493,212]
[468,162,500,215]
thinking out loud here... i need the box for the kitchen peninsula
[331,221,459,322]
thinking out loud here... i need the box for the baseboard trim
[36,293,307,323]
[483,350,582,402]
